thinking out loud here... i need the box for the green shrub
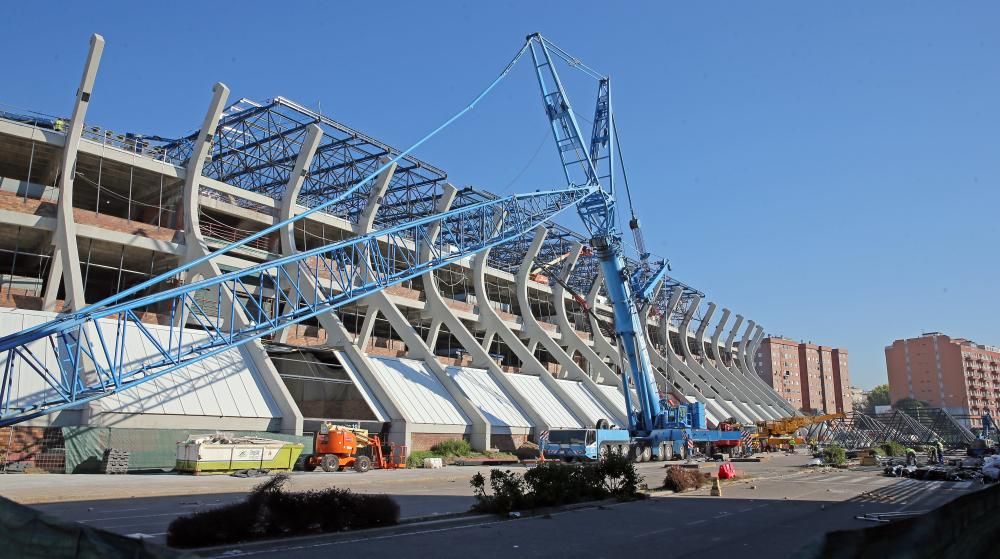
[430,439,472,457]
[406,450,438,468]
[166,474,399,548]
[822,443,846,466]
[598,451,644,499]
[881,441,906,457]
[662,466,711,492]
[470,456,643,514]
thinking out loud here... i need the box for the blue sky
[2,2,998,389]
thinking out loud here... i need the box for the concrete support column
[551,242,617,385]
[276,136,410,443]
[585,268,620,364]
[418,185,552,438]
[515,227,626,424]
[43,34,104,312]
[347,169,490,451]
[658,287,734,423]
[706,308,781,420]
[694,303,770,421]
[471,246,593,427]
[677,295,755,422]
[178,83,303,435]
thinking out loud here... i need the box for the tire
[320,454,339,472]
[617,444,627,457]
[596,418,610,430]
[630,445,642,463]
[599,445,610,461]
[303,461,318,472]
[641,446,652,463]
[353,455,372,473]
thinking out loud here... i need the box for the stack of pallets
[101,448,130,474]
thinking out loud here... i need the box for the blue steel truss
[164,97,449,228]
[0,185,590,425]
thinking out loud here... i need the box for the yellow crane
[752,413,845,451]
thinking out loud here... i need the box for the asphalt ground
[0,452,983,553]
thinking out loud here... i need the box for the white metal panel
[725,400,753,424]
[447,367,530,428]
[332,351,388,422]
[556,379,621,426]
[369,358,468,426]
[598,385,627,417]
[506,374,580,428]
[0,308,280,418]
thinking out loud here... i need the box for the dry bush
[662,466,712,492]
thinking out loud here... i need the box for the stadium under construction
[0,35,798,471]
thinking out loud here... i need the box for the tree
[862,384,890,413]
[894,397,930,413]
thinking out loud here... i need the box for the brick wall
[410,432,468,452]
[0,426,65,473]
[490,433,528,451]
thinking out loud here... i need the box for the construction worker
[927,445,937,464]
[53,118,66,132]
[936,439,945,465]
[905,447,917,466]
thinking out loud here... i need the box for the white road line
[78,512,189,523]
[685,519,707,526]
[632,526,675,539]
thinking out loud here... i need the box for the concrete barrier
[796,483,1000,558]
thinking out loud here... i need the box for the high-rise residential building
[885,332,1000,424]
[756,337,852,414]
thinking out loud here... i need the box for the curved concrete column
[180,83,302,434]
[551,242,617,385]
[43,34,104,312]
[348,169,491,450]
[651,286,732,423]
[471,244,594,427]
[584,268,620,364]
[744,325,795,415]
[738,322,798,417]
[702,306,780,420]
[677,295,755,422]
[417,185,550,440]
[695,303,771,421]
[724,315,796,417]
[515,227,626,424]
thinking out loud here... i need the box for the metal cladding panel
[447,367,531,429]
[332,351,389,422]
[725,400,753,424]
[0,308,280,418]
[598,385,627,417]
[369,358,468,426]
[556,379,622,426]
[506,374,581,428]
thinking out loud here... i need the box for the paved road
[190,468,982,559]
[7,453,981,554]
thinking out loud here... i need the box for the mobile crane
[526,34,741,462]
[752,413,844,451]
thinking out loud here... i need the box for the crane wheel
[354,455,372,473]
[595,418,610,430]
[641,446,652,462]
[320,454,339,472]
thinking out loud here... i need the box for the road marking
[685,519,707,526]
[125,532,165,539]
[78,512,190,523]
[632,526,675,539]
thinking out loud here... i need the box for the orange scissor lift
[304,423,407,473]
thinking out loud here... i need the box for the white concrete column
[677,295,755,422]
[275,133,411,444]
[585,268,620,363]
[514,227,626,424]
[178,83,303,435]
[348,169,491,451]
[418,185,552,437]
[471,245,594,427]
[695,303,770,421]
[706,308,782,419]
[43,34,104,312]
[550,242,617,385]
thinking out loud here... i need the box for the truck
[541,402,743,462]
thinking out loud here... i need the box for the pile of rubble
[883,455,1000,483]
